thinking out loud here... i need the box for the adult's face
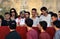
[25,13,30,18]
[32,10,36,17]
[11,12,15,16]
[0,19,2,23]
[41,10,47,15]
[20,13,25,18]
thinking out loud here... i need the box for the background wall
[0,0,60,16]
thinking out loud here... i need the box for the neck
[10,29,15,32]
[41,29,45,32]
[5,19,10,21]
[44,13,48,16]
[27,26,32,31]
[55,28,60,31]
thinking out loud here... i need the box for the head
[25,18,33,27]
[32,8,37,17]
[4,12,10,20]
[9,21,16,31]
[51,13,58,22]
[10,8,18,18]
[0,15,4,23]
[53,20,60,30]
[20,11,25,18]
[58,11,60,18]
[38,21,47,31]
[25,11,30,18]
[40,7,48,16]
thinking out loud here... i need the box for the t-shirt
[5,30,21,39]
[15,18,25,26]
[39,32,51,39]
[54,30,60,39]
[39,14,51,27]
[31,17,39,27]
[27,29,38,39]
[2,20,11,26]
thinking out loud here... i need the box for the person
[0,15,4,26]
[10,8,18,20]
[38,21,51,39]
[25,11,30,19]
[25,18,38,39]
[2,12,11,26]
[31,8,39,27]
[5,21,21,39]
[58,11,60,20]
[15,10,25,26]
[39,7,51,27]
[53,20,60,39]
[51,13,58,22]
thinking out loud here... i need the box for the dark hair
[48,11,54,17]
[39,21,47,30]
[10,8,18,18]
[9,21,16,29]
[0,15,4,20]
[20,10,26,15]
[51,13,58,18]
[58,11,60,13]
[25,18,33,27]
[53,20,60,28]
[5,12,10,15]
[32,8,37,11]
[25,11,30,15]
[40,7,47,11]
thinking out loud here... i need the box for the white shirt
[15,18,25,26]
[31,17,39,27]
[39,14,51,27]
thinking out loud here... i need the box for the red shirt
[27,29,38,39]
[39,32,51,39]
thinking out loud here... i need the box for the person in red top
[25,18,38,39]
[38,21,51,39]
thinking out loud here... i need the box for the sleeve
[54,33,60,39]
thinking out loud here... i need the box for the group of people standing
[0,7,60,39]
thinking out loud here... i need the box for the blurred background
[0,0,60,16]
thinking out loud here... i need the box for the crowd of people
[0,7,60,39]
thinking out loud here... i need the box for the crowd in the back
[0,7,60,39]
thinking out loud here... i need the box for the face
[5,14,10,20]
[41,10,47,15]
[37,24,42,30]
[20,14,25,18]
[25,13,29,18]
[32,10,36,17]
[51,16,57,22]
[58,13,60,18]
[11,12,15,16]
[0,19,2,23]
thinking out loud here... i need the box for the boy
[38,21,51,39]
[25,18,38,39]
[53,20,60,39]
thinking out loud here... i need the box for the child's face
[5,14,10,20]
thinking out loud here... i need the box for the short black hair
[53,20,60,28]
[51,13,58,18]
[9,21,16,29]
[39,21,47,30]
[25,11,30,15]
[40,7,47,11]
[32,8,37,11]
[25,18,33,27]
[5,12,10,15]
